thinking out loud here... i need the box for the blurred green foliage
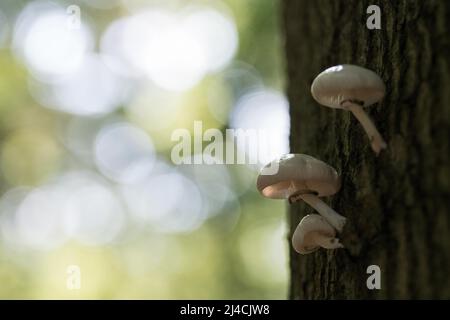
[0,0,288,299]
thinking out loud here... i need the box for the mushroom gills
[309,231,344,250]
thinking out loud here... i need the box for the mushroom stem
[312,232,344,250]
[298,193,346,232]
[344,102,387,155]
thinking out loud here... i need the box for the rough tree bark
[282,0,449,299]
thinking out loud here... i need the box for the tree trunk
[282,0,450,299]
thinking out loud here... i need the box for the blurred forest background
[0,0,289,298]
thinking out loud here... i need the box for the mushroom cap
[311,64,385,109]
[292,214,336,254]
[256,154,340,199]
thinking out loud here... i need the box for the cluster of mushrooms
[257,64,386,255]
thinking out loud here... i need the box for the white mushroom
[311,64,387,155]
[292,214,344,254]
[257,154,346,232]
